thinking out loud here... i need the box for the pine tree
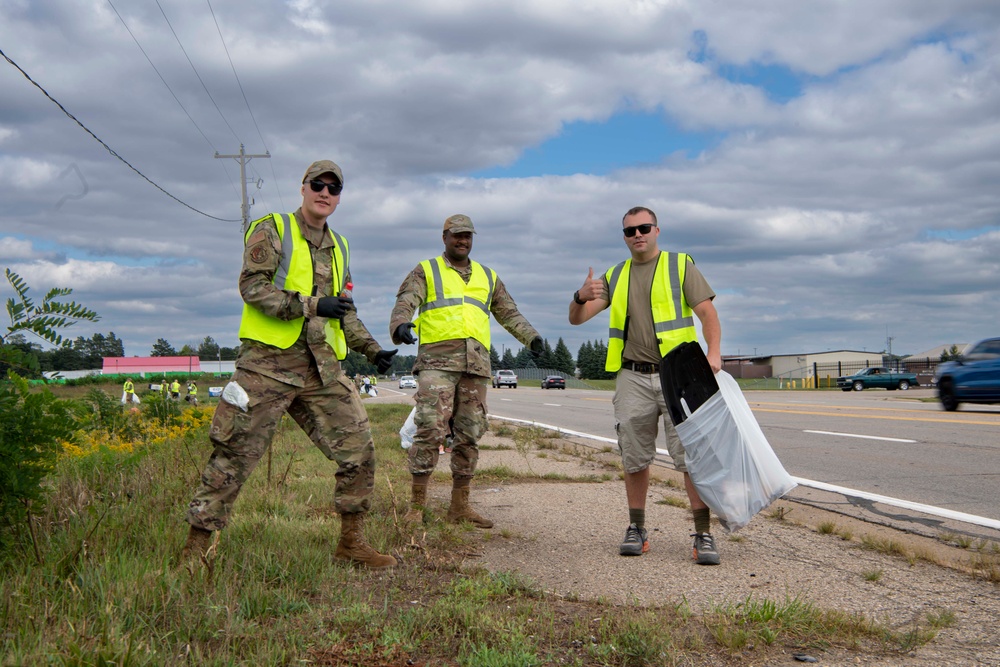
[552,338,575,375]
[500,348,516,369]
[198,336,221,360]
[490,345,501,371]
[536,338,554,370]
[513,346,536,368]
[150,338,176,357]
[577,341,594,379]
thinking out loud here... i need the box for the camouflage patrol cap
[443,214,476,234]
[302,160,344,185]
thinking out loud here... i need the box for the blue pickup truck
[934,337,1000,411]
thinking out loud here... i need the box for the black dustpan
[660,341,719,426]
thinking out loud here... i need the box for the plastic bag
[399,407,417,449]
[367,386,378,398]
[222,381,250,412]
[674,371,797,532]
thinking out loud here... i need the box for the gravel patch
[430,438,1000,666]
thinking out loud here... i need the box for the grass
[0,400,960,665]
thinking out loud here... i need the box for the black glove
[395,322,417,345]
[374,349,397,374]
[315,295,353,319]
[529,336,544,358]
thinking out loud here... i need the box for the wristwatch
[573,290,586,305]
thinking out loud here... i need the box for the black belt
[622,360,659,374]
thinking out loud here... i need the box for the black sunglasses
[308,179,343,196]
[623,223,656,237]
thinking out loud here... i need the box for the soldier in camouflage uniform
[390,214,543,529]
[182,160,398,569]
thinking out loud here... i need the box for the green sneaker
[619,523,649,556]
[691,532,720,565]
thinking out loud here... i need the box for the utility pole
[215,144,270,234]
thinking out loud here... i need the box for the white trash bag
[399,406,417,449]
[675,370,796,532]
[221,381,250,411]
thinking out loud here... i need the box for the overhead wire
[105,0,241,199]
[0,46,240,222]
[155,0,242,144]
[206,0,285,212]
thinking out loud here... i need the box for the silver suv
[492,369,517,388]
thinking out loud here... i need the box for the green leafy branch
[4,268,100,347]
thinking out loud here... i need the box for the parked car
[398,375,417,389]
[935,337,1000,411]
[541,375,566,389]
[492,369,517,388]
[836,367,919,391]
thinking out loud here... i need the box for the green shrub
[0,373,78,555]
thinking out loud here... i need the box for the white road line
[804,429,916,443]
[488,413,1000,531]
[543,403,561,407]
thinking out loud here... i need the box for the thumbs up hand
[576,267,602,303]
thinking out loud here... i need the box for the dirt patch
[434,436,1000,666]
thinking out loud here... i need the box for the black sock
[629,508,645,530]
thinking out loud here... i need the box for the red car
[541,375,566,389]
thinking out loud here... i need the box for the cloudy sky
[2,0,999,364]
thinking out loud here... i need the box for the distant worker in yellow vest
[170,379,181,400]
[390,214,543,530]
[569,206,723,565]
[182,159,398,569]
[123,378,135,404]
[186,381,198,405]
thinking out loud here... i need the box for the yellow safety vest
[123,380,133,393]
[237,213,350,358]
[605,251,697,372]
[188,384,198,396]
[415,257,496,350]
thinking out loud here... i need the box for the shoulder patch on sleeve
[249,244,271,265]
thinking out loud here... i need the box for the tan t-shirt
[600,253,715,364]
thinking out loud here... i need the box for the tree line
[5,329,614,382]
[1,333,246,377]
[488,337,613,380]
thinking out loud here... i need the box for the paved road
[379,383,1000,538]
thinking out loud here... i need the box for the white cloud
[1,0,999,359]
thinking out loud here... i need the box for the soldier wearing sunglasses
[182,160,398,570]
[568,206,723,565]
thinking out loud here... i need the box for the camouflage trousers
[409,370,489,478]
[186,366,376,531]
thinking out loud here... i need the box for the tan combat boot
[403,477,429,526]
[180,525,212,562]
[446,480,493,529]
[334,513,397,569]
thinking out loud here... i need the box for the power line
[155,0,242,143]
[0,46,240,222]
[106,0,241,198]
[206,0,285,212]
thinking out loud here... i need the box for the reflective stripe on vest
[605,251,697,372]
[415,256,495,350]
[237,213,350,358]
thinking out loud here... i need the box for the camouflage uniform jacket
[390,254,539,378]
[236,208,384,387]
